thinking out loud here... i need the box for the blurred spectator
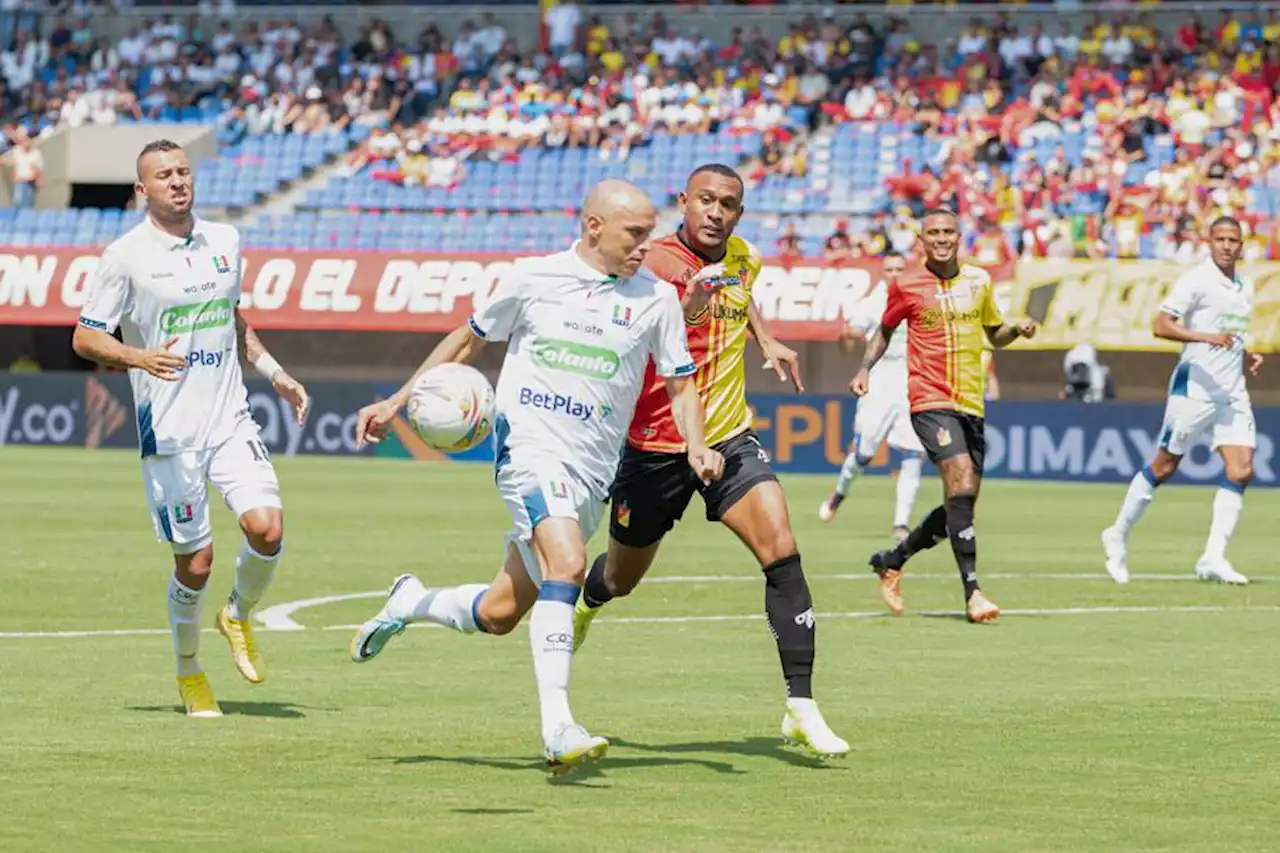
[4,126,42,208]
[1059,343,1115,403]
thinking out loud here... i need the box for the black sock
[762,554,815,699]
[582,554,613,609]
[880,505,948,569]
[944,494,979,600]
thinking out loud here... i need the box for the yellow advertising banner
[1001,261,1280,354]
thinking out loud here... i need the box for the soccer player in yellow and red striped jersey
[851,208,1037,623]
[574,164,850,758]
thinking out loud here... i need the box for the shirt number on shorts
[246,439,271,463]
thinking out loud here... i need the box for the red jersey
[882,262,1006,418]
[628,233,762,452]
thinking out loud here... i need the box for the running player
[1101,216,1261,585]
[71,139,309,717]
[572,164,849,758]
[852,208,1036,623]
[819,251,925,560]
[347,180,723,774]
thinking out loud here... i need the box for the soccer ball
[405,363,496,452]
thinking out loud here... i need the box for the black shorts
[609,429,779,548]
[911,409,986,471]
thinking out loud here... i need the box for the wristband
[253,352,283,381]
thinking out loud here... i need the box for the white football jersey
[78,217,250,457]
[468,244,695,499]
[1159,257,1253,402]
[851,280,908,374]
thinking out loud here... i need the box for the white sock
[395,582,488,633]
[529,581,579,743]
[1113,466,1159,537]
[1204,483,1245,560]
[228,540,282,620]
[834,449,867,496]
[168,574,204,677]
[893,455,923,529]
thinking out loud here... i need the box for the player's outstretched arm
[236,308,310,425]
[664,376,725,484]
[1153,311,1236,349]
[748,301,804,392]
[71,326,185,381]
[355,324,488,447]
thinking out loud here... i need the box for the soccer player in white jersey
[1102,217,1263,585]
[71,140,310,717]
[347,180,724,774]
[819,252,925,558]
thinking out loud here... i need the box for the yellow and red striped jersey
[628,232,761,452]
[882,262,1005,418]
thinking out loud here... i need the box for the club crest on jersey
[172,503,195,524]
[936,428,953,448]
[213,255,231,274]
[612,305,632,327]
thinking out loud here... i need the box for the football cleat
[1101,526,1129,584]
[876,567,905,616]
[348,573,420,663]
[177,671,222,718]
[817,493,845,522]
[1194,556,1249,585]
[781,698,849,758]
[572,594,600,653]
[217,605,265,684]
[965,590,1000,623]
[544,724,609,775]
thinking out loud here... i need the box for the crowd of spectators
[2,3,1279,259]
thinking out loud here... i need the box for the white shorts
[853,386,922,459]
[1159,394,1256,456]
[497,456,606,585]
[142,418,282,555]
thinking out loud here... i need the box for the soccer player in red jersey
[573,164,850,757]
[851,208,1037,623]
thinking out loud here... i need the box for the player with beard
[572,164,849,757]
[852,208,1037,622]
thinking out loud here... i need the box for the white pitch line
[252,572,1269,631]
[3,605,1277,641]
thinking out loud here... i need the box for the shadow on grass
[126,700,321,719]
[381,745,746,786]
[608,736,844,770]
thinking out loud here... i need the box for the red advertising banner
[0,249,1014,340]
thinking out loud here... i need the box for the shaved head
[582,179,655,222]
[578,179,658,279]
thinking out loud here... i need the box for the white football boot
[781,698,849,758]
[1100,526,1129,585]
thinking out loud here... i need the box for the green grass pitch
[1,447,1277,852]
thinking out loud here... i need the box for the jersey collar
[145,214,206,252]
[567,241,621,286]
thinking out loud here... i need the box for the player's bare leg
[1195,445,1252,584]
[217,507,283,684]
[575,537,661,651]
[1102,448,1180,584]
[171,544,221,717]
[720,481,849,758]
